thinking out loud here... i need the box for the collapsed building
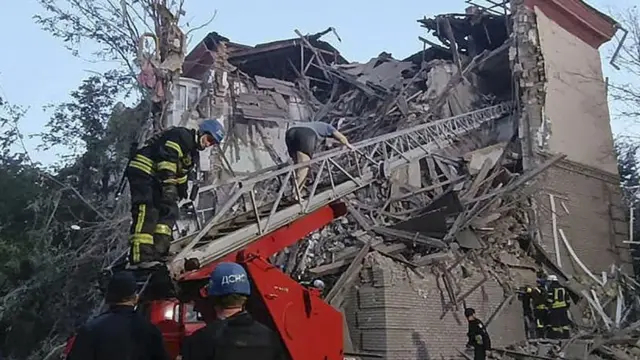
[147,0,636,358]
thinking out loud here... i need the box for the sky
[0,0,637,165]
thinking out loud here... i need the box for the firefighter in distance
[546,274,571,339]
[465,307,491,360]
[524,278,549,338]
[126,119,225,267]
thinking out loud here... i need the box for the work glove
[177,182,188,200]
[162,184,179,203]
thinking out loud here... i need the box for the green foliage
[0,0,170,357]
[615,137,640,279]
[0,74,137,358]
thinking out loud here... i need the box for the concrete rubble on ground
[160,1,638,358]
[229,9,640,360]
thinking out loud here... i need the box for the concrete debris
[246,10,635,360]
[177,2,630,359]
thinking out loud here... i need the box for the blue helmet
[207,262,251,297]
[199,119,225,144]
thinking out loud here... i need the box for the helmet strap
[196,132,207,150]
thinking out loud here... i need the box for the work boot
[292,187,308,202]
[126,261,162,270]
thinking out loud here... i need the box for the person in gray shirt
[285,121,354,197]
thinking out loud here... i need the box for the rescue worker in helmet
[285,121,354,197]
[518,285,534,337]
[180,262,286,360]
[546,274,571,339]
[126,120,225,268]
[525,278,549,338]
[465,307,491,360]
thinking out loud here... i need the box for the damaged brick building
[161,0,632,358]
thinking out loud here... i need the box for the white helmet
[547,274,558,282]
[313,279,326,290]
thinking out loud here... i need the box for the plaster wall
[534,7,618,175]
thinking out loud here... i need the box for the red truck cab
[142,299,205,358]
[62,299,205,360]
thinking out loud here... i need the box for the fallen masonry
[114,0,634,359]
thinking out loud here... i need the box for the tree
[0,0,210,357]
[39,71,144,198]
[615,137,640,278]
[609,6,640,122]
[0,86,135,359]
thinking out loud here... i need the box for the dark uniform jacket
[547,282,570,309]
[129,127,200,197]
[66,305,169,360]
[467,319,491,350]
[527,286,548,310]
[181,311,286,360]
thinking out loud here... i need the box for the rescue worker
[66,271,169,360]
[127,119,225,267]
[285,121,354,196]
[546,274,571,339]
[518,286,534,338]
[465,308,491,360]
[526,279,549,339]
[180,262,286,360]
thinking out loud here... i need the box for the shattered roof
[183,29,347,81]
[231,36,345,63]
[183,32,250,78]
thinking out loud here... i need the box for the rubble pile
[172,3,638,358]
[495,266,640,360]
[304,13,512,141]
[263,11,522,289]
[251,9,640,360]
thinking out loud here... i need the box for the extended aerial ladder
[76,102,513,360]
[167,102,513,277]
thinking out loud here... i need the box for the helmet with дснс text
[207,262,251,297]
[199,119,225,144]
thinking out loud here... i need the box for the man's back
[181,311,286,360]
[67,305,168,360]
[467,319,491,350]
[294,122,336,139]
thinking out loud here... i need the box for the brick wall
[344,253,526,359]
[534,157,632,276]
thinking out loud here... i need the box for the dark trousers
[548,307,570,339]
[533,308,548,338]
[127,168,178,263]
[473,346,486,360]
[285,127,317,159]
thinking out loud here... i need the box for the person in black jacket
[66,271,169,360]
[465,308,491,360]
[127,119,225,267]
[181,262,286,360]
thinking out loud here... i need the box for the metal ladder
[168,102,514,275]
